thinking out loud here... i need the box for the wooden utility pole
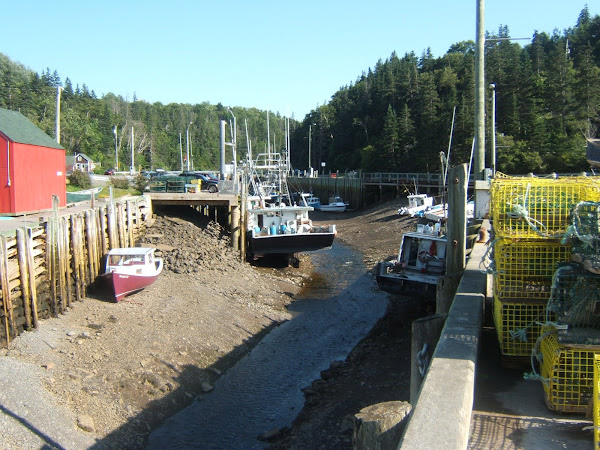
[474,0,486,181]
[446,164,468,274]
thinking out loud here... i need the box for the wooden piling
[231,205,240,252]
[70,216,82,302]
[107,202,117,249]
[57,216,67,312]
[26,228,39,329]
[62,216,72,307]
[353,401,412,450]
[117,203,126,248]
[99,206,107,254]
[90,209,99,279]
[85,210,95,283]
[127,200,134,246]
[16,229,32,329]
[46,215,58,315]
[446,164,468,275]
[0,236,14,346]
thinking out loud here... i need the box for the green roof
[0,108,64,150]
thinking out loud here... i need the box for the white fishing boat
[245,133,336,258]
[422,200,474,222]
[398,194,434,217]
[318,196,348,213]
[101,247,163,302]
[377,223,447,290]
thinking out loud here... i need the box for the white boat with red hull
[102,247,163,302]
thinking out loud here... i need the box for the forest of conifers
[0,6,598,175]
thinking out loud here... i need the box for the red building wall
[0,135,66,214]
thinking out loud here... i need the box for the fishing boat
[377,223,447,291]
[243,114,337,259]
[397,194,434,217]
[422,200,475,222]
[246,151,336,257]
[318,196,348,213]
[303,194,321,209]
[587,139,600,168]
[101,247,163,301]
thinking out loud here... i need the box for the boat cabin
[105,247,160,273]
[398,194,434,216]
[378,228,448,289]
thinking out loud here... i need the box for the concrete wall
[399,235,488,449]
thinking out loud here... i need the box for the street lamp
[228,109,237,179]
[113,125,118,171]
[490,83,496,176]
[308,123,316,176]
[186,121,192,171]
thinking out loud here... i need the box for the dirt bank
[0,199,419,449]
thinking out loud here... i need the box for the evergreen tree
[574,44,600,137]
[381,105,399,169]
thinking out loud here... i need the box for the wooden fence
[0,195,152,347]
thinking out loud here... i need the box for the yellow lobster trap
[490,174,600,239]
[493,238,572,301]
[540,331,600,413]
[594,354,600,448]
[493,296,551,357]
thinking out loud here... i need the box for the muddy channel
[147,241,389,449]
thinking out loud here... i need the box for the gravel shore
[0,199,416,449]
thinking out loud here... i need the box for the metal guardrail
[363,173,445,186]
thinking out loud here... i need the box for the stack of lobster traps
[489,174,598,365]
[540,202,600,415]
[490,173,600,420]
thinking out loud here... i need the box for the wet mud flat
[148,242,392,449]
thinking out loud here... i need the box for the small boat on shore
[318,196,348,213]
[101,247,163,301]
[398,194,434,217]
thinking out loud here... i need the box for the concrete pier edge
[399,230,488,449]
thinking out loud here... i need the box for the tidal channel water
[147,241,389,449]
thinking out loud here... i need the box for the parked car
[104,168,115,175]
[141,170,158,179]
[178,171,219,193]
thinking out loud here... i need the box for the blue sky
[2,1,596,119]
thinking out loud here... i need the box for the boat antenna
[444,106,456,185]
[440,106,457,219]
[245,119,252,164]
[267,109,271,161]
[467,137,476,187]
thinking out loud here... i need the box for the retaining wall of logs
[0,195,152,347]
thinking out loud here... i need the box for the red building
[0,108,66,214]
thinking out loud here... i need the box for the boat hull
[101,247,163,302]
[377,231,447,291]
[249,232,336,256]
[105,270,161,302]
[318,205,346,212]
